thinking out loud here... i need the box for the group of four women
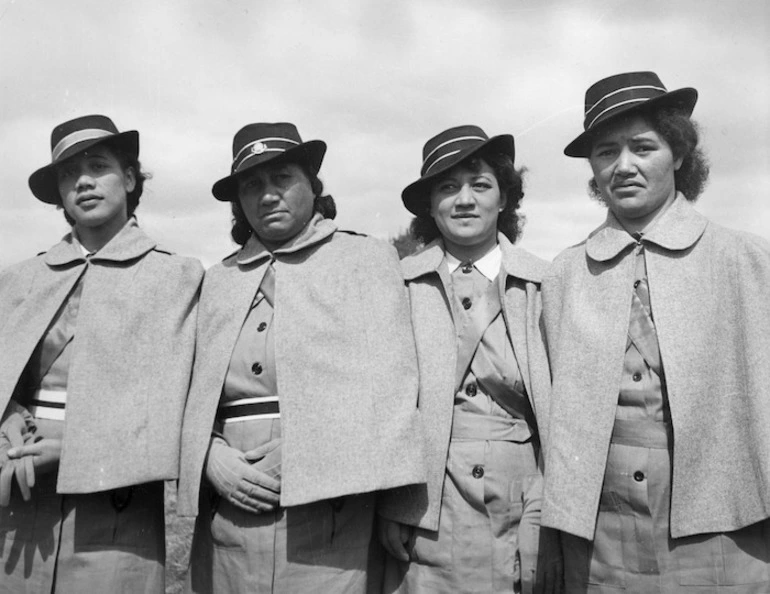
[0,70,768,594]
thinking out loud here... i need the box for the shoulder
[0,252,48,284]
[703,221,770,256]
[144,248,204,281]
[327,230,399,264]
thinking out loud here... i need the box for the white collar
[445,244,501,281]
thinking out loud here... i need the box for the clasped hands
[0,405,62,506]
[205,437,281,514]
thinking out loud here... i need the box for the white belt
[218,395,280,423]
[29,389,67,421]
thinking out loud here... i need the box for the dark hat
[401,125,514,215]
[564,71,697,158]
[28,114,139,204]
[212,122,326,202]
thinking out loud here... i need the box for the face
[57,144,135,234]
[237,161,316,245]
[429,159,504,253]
[589,114,683,230]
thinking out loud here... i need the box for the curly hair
[589,108,710,203]
[409,149,526,245]
[230,161,337,246]
[60,141,149,226]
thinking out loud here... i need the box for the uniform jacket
[0,219,203,493]
[542,194,770,540]
[178,217,425,516]
[378,234,552,531]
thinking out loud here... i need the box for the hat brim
[564,88,698,158]
[29,131,139,204]
[401,134,515,216]
[212,140,327,202]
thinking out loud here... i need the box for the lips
[452,213,478,219]
[76,194,101,206]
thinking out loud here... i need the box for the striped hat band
[232,137,300,173]
[584,85,668,130]
[422,135,487,176]
[52,129,115,161]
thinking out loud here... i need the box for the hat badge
[251,142,267,155]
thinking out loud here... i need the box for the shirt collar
[402,233,544,283]
[44,218,157,267]
[236,213,337,265]
[585,193,708,262]
[445,244,501,281]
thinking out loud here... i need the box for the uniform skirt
[562,421,770,593]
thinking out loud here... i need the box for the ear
[124,167,137,193]
[498,192,507,212]
[673,156,684,171]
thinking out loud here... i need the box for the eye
[473,181,493,191]
[57,166,75,181]
[435,181,457,193]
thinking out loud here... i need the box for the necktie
[259,261,276,307]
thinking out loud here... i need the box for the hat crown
[230,122,306,174]
[582,71,670,131]
[420,125,490,176]
[50,114,120,150]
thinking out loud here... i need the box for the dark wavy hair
[230,160,337,246]
[589,107,710,203]
[60,141,149,226]
[409,149,526,245]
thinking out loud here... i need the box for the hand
[8,438,62,477]
[0,416,37,506]
[378,517,413,561]
[535,527,563,594]
[205,438,281,515]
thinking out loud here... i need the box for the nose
[455,183,475,207]
[259,183,281,204]
[615,147,636,176]
[75,171,95,191]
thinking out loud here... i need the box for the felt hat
[565,71,697,158]
[212,122,326,201]
[401,125,514,215]
[29,114,139,204]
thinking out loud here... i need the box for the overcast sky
[1,0,768,269]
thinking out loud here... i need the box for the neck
[443,235,498,263]
[75,217,128,253]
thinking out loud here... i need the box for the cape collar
[44,218,157,267]
[585,193,709,262]
[402,233,544,283]
[236,213,337,266]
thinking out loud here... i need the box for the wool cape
[542,194,770,540]
[0,219,203,493]
[377,234,552,530]
[178,216,425,515]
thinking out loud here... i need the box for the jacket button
[472,465,484,479]
[462,297,472,310]
[251,362,263,375]
[257,322,267,332]
[633,471,645,482]
[632,372,642,382]
[465,383,477,397]
[462,262,473,274]
[634,280,641,289]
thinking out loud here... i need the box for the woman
[379,125,559,593]
[542,71,770,592]
[178,122,425,593]
[0,114,203,592]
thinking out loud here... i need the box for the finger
[241,467,281,493]
[24,454,35,489]
[229,491,277,514]
[243,439,280,463]
[380,521,410,561]
[14,460,31,501]
[237,482,281,506]
[0,463,16,506]
[7,441,43,459]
